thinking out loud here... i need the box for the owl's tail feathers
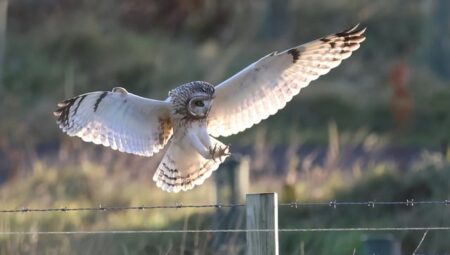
[153,137,229,193]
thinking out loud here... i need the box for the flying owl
[54,24,366,193]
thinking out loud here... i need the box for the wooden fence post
[246,193,279,255]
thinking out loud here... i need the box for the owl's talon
[221,144,231,156]
[209,144,230,162]
[208,144,217,162]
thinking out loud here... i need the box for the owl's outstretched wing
[153,136,229,192]
[207,24,366,137]
[54,88,173,157]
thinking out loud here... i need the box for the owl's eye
[194,100,204,107]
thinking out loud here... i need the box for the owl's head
[169,81,215,120]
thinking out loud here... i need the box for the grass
[1,129,449,254]
[279,157,450,255]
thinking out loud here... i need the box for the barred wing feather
[208,24,366,137]
[54,89,173,157]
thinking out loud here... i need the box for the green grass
[278,155,450,255]
[1,147,449,254]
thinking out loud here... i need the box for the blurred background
[0,0,449,254]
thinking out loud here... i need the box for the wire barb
[406,199,415,207]
[98,204,106,211]
[329,200,337,209]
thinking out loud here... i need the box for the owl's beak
[206,99,213,115]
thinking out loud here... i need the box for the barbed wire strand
[280,199,450,208]
[1,199,448,213]
[0,227,449,235]
[0,203,245,213]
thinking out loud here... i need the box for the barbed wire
[1,200,449,236]
[1,227,450,235]
[279,199,450,208]
[0,203,245,213]
[0,199,448,213]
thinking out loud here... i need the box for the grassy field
[1,133,449,254]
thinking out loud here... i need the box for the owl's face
[188,94,213,118]
[169,81,215,121]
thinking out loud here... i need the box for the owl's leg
[186,130,229,161]
[197,126,228,161]
[186,131,211,159]
[198,128,212,148]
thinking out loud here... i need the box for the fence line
[0,203,245,213]
[1,227,450,235]
[1,199,448,213]
[1,193,450,255]
[279,199,450,208]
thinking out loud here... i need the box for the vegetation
[280,155,450,255]
[2,0,450,147]
[1,144,449,254]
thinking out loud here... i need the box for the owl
[54,25,366,192]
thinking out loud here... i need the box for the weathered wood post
[246,193,279,255]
